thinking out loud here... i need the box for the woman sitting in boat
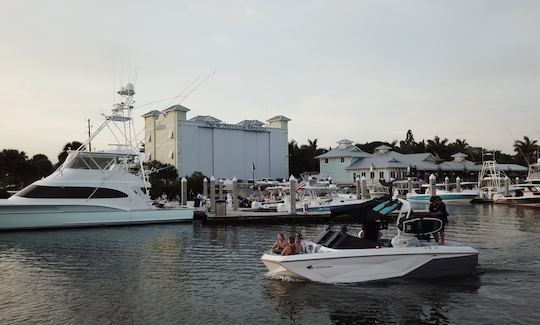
[281,236,298,256]
[271,233,286,254]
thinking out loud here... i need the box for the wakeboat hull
[262,245,478,284]
[0,204,193,230]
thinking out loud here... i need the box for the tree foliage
[288,138,326,177]
[514,136,539,165]
[0,149,53,190]
[57,141,84,167]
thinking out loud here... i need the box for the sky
[1,0,539,162]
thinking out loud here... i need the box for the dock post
[218,179,224,200]
[289,175,297,215]
[361,176,368,199]
[210,176,216,214]
[515,177,520,185]
[356,177,361,199]
[181,177,187,206]
[429,174,437,197]
[407,177,413,196]
[504,176,510,196]
[203,177,208,199]
[456,177,461,192]
[232,177,238,211]
[444,176,450,192]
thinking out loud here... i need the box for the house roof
[496,164,528,172]
[374,145,392,151]
[162,104,190,114]
[267,115,291,122]
[346,151,440,170]
[237,119,265,127]
[141,110,161,118]
[316,146,372,159]
[451,152,468,158]
[189,115,222,123]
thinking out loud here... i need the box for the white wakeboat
[261,198,478,284]
[0,83,193,230]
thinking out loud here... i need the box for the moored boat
[0,83,193,230]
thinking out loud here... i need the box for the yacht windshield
[65,156,116,170]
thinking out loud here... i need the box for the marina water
[1,204,539,324]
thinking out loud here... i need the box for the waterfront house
[317,140,527,185]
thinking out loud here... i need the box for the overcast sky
[1,0,539,162]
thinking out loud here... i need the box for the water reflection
[264,275,481,324]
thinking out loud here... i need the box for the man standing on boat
[430,196,449,245]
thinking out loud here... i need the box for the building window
[361,172,366,177]
[148,134,152,142]
[390,171,396,179]
[340,157,345,163]
[148,154,152,160]
[169,150,174,159]
[324,159,328,163]
[370,172,374,179]
[169,131,174,139]
[353,173,356,180]
[379,171,384,179]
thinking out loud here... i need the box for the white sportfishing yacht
[0,83,193,230]
[493,159,540,206]
[261,198,478,284]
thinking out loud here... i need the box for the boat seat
[322,232,341,247]
[331,235,378,249]
[312,230,335,245]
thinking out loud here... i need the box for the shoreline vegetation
[1,130,538,199]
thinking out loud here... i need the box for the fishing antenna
[177,70,216,104]
[132,75,202,111]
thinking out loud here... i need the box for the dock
[193,209,430,225]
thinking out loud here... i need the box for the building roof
[237,119,265,127]
[346,155,409,169]
[346,151,440,170]
[451,152,468,158]
[316,146,372,159]
[496,164,528,172]
[189,115,222,123]
[267,115,291,122]
[337,139,353,144]
[141,110,161,118]
[162,104,190,114]
[374,145,392,151]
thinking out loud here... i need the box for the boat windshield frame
[63,151,139,171]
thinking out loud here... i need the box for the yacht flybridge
[0,83,193,230]
[261,198,478,284]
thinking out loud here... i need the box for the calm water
[0,205,539,324]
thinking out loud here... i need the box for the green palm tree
[514,136,538,165]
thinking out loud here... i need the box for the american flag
[295,179,307,191]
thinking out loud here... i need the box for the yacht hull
[0,205,193,230]
[262,246,478,284]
